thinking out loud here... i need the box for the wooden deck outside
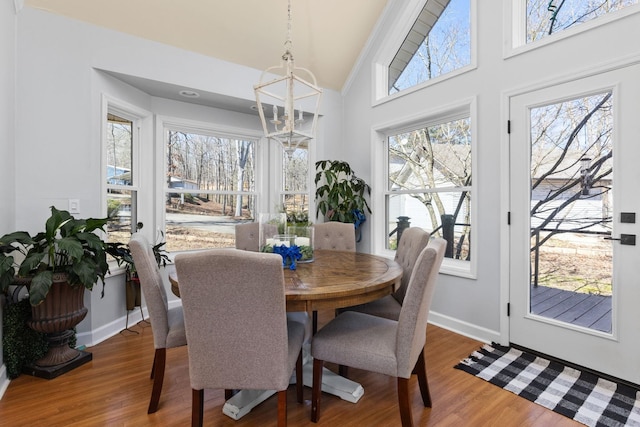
[530,285,612,333]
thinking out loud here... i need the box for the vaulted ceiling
[25,0,389,92]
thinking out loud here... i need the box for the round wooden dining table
[168,249,403,314]
[167,249,403,419]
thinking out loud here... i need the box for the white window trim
[371,97,478,279]
[504,0,640,59]
[371,0,478,106]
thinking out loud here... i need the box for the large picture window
[164,127,258,252]
[385,113,472,268]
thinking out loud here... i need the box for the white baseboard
[0,364,9,400]
[428,310,500,345]
[75,300,181,348]
[75,306,149,348]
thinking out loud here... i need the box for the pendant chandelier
[254,0,322,155]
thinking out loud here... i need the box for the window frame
[372,97,478,278]
[101,95,152,270]
[372,0,478,106]
[155,115,268,252]
[504,0,640,58]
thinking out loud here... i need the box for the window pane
[106,112,136,252]
[283,147,308,193]
[165,130,257,252]
[388,117,471,191]
[106,114,133,186]
[389,0,471,95]
[164,194,257,252]
[387,192,471,260]
[526,0,638,43]
[107,189,135,243]
[282,146,310,222]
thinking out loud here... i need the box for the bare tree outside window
[529,92,613,295]
[164,130,257,252]
[106,113,136,247]
[389,0,471,95]
[387,117,471,260]
[526,0,638,43]
[282,147,310,220]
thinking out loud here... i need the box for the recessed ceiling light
[179,90,200,98]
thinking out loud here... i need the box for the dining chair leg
[148,348,166,413]
[277,389,287,427]
[312,310,318,335]
[296,351,303,403]
[311,358,324,423]
[414,348,431,407]
[150,351,156,379]
[338,365,349,378]
[397,377,414,427]
[192,388,204,427]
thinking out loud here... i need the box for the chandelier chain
[283,0,293,61]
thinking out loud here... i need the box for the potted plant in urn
[314,160,372,241]
[0,206,111,378]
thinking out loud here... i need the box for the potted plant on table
[0,206,111,378]
[314,160,372,241]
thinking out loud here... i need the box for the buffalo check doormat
[455,343,640,426]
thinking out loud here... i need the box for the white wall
[12,7,342,348]
[0,0,18,399]
[341,0,640,341]
[0,2,16,235]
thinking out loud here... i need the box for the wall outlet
[69,199,80,214]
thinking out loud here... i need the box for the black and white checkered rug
[455,343,640,426]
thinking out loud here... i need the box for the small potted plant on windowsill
[314,160,372,241]
[106,236,170,311]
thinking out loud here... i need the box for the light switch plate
[69,199,80,214]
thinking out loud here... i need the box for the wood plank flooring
[531,285,612,332]
[0,310,581,426]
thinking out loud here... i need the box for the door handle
[604,234,636,245]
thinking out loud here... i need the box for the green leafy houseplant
[0,206,110,306]
[315,160,372,226]
[106,235,170,274]
[106,236,170,311]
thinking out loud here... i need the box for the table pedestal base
[223,389,276,420]
[222,362,364,420]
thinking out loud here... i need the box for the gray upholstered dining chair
[310,221,357,333]
[175,248,306,427]
[235,221,312,339]
[234,222,261,251]
[128,233,187,414]
[235,221,280,252]
[338,227,431,320]
[310,238,446,426]
[313,222,356,252]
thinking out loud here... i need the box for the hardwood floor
[0,310,581,426]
